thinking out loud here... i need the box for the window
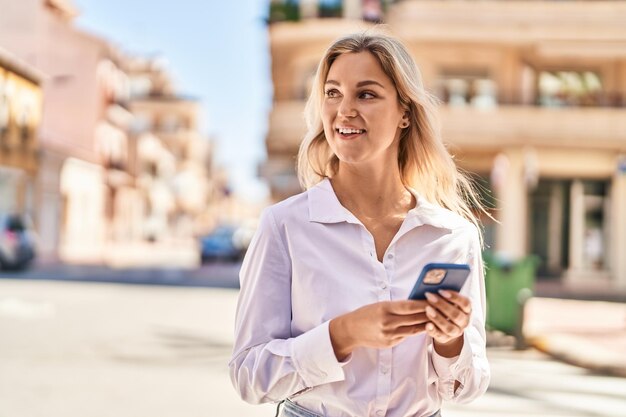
[129,76,153,99]
[16,89,36,143]
[538,70,604,107]
[131,113,153,133]
[0,72,9,141]
[319,0,342,18]
[437,69,497,109]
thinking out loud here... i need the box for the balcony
[267,100,626,154]
[268,0,346,24]
[440,105,626,151]
[389,0,626,44]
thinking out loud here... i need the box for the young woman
[229,32,490,417]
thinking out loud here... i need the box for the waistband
[281,399,322,417]
[280,400,442,417]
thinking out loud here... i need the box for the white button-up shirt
[230,178,490,417]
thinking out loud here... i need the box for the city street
[2,2,626,417]
[1,277,625,417]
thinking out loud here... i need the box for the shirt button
[381,367,389,374]
[387,253,394,259]
[376,410,384,416]
[380,282,388,290]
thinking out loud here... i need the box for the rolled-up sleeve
[430,227,490,403]
[229,208,347,404]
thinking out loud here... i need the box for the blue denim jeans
[280,399,322,417]
[279,399,442,417]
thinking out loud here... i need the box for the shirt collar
[307,178,361,225]
[307,178,464,231]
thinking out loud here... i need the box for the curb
[527,334,626,378]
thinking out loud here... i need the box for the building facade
[264,0,626,290]
[126,57,215,241]
[0,0,218,266]
[0,0,110,262]
[0,48,43,219]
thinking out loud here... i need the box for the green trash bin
[483,252,538,345]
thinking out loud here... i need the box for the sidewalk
[101,239,200,269]
[523,297,626,377]
[43,239,201,269]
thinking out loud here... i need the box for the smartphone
[408,263,470,300]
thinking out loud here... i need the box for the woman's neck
[329,165,415,219]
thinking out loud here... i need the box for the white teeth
[338,128,365,134]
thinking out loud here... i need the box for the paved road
[1,279,624,417]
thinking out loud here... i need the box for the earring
[401,121,410,128]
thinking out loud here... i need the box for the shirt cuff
[291,320,348,388]
[431,330,475,383]
[431,351,461,380]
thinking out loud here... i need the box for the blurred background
[1,1,626,416]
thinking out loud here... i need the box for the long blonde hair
[296,32,488,241]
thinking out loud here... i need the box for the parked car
[199,223,255,263]
[0,213,37,271]
[199,225,242,262]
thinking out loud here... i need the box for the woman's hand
[329,300,429,361]
[424,290,472,357]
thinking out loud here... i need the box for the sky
[72,0,273,202]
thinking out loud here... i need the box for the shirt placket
[362,227,395,416]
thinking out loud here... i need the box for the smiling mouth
[336,128,366,139]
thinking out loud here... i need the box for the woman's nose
[337,97,358,118]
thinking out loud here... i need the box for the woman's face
[321,51,406,168]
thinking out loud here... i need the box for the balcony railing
[437,90,626,109]
[267,99,626,152]
[268,0,383,23]
[440,104,626,150]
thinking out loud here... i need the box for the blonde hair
[296,31,489,242]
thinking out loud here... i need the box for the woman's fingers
[438,290,472,314]
[426,321,456,343]
[423,291,469,344]
[386,299,428,315]
[380,312,428,336]
[395,322,429,338]
[393,312,429,327]
[425,305,462,336]
[424,292,470,329]
[352,298,466,349]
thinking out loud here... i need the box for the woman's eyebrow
[325,79,385,89]
[356,80,385,89]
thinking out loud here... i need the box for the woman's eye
[325,89,339,98]
[359,91,376,99]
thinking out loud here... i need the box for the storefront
[0,56,42,215]
[466,148,626,290]
[58,157,106,263]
